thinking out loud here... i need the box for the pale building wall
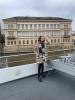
[2,17,73,53]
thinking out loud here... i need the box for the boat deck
[0,71,75,100]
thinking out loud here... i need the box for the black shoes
[42,74,46,78]
[38,76,43,82]
[38,73,46,82]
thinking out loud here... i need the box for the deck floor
[0,71,75,100]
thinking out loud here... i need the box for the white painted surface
[52,60,75,76]
[0,63,51,84]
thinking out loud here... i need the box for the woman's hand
[45,38,49,44]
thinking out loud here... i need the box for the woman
[34,36,48,82]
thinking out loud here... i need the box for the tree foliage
[0,33,5,45]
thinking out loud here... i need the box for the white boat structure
[0,53,75,84]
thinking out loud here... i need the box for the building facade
[3,17,73,53]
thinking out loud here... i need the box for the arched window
[11,41,13,45]
[58,39,60,43]
[14,41,16,45]
[7,41,10,45]
[54,39,56,43]
[31,40,33,44]
[51,39,53,43]
[23,40,25,44]
[65,39,67,42]
[68,39,70,42]
[27,40,29,44]
[63,39,64,43]
[35,40,37,44]
[19,41,21,44]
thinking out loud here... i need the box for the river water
[0,49,75,68]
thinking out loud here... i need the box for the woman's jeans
[38,63,44,78]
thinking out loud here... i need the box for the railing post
[6,57,8,68]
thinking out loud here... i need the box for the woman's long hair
[38,36,42,43]
[38,36,45,43]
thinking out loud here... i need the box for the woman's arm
[45,38,49,45]
[34,44,38,54]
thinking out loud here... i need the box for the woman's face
[41,36,45,42]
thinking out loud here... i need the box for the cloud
[0,0,75,30]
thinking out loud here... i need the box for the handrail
[0,53,35,59]
[6,58,36,64]
[0,47,74,59]
[0,54,63,66]
[0,48,75,68]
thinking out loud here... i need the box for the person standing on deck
[34,36,49,82]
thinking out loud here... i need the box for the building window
[25,24,28,29]
[38,24,41,29]
[68,39,70,42]
[57,24,60,29]
[8,24,13,29]
[64,31,68,35]
[22,32,25,37]
[49,32,50,36]
[11,41,13,45]
[23,40,25,44]
[14,41,16,45]
[30,32,33,36]
[8,24,10,29]
[37,32,40,37]
[45,32,49,36]
[17,24,20,29]
[54,24,56,29]
[22,24,24,29]
[27,32,30,37]
[51,32,53,36]
[54,39,56,43]
[42,24,45,29]
[50,24,53,29]
[8,31,14,36]
[31,40,33,44]
[63,39,64,43]
[65,39,67,42]
[27,40,29,44]
[35,40,37,44]
[7,41,10,45]
[34,24,37,29]
[58,39,60,43]
[30,24,33,29]
[46,24,49,29]
[34,32,38,37]
[11,25,13,29]
[19,41,21,45]
[53,32,56,36]
[51,40,53,43]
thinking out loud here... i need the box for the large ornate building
[3,17,73,53]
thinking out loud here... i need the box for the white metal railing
[0,53,35,59]
[0,52,69,68]
[0,46,75,68]
[0,53,35,68]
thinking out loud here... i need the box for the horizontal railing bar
[0,53,35,59]
[7,58,36,64]
[0,54,63,65]
[0,48,74,59]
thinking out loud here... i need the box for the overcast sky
[0,0,75,30]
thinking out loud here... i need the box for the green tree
[0,33,5,56]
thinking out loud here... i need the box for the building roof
[3,16,72,22]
